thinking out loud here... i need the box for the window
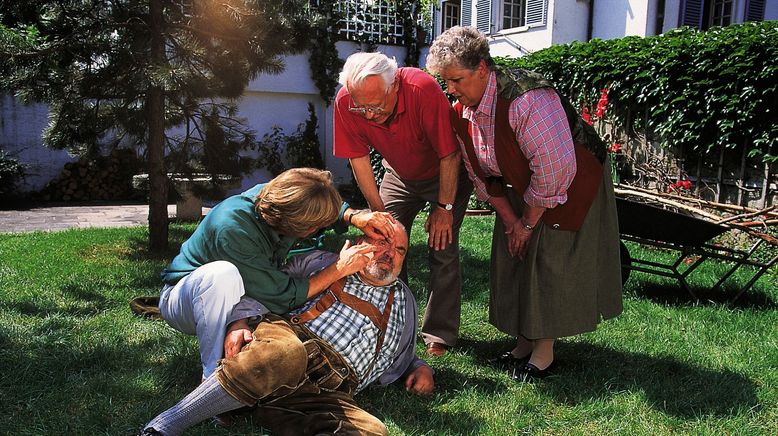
[500,0,547,31]
[680,0,764,30]
[503,0,525,29]
[708,0,733,27]
[443,1,461,32]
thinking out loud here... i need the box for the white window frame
[443,1,461,32]
[497,0,548,33]
[501,0,526,30]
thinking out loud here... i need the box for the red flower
[668,180,692,192]
[581,102,592,125]
[609,143,621,153]
[594,86,610,119]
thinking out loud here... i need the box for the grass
[0,216,776,435]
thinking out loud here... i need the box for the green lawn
[0,216,776,435]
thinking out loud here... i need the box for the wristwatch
[437,202,454,211]
[520,218,535,231]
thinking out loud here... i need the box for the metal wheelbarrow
[617,197,777,302]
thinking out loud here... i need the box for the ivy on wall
[499,22,778,163]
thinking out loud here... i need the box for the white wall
[763,1,778,20]
[663,0,681,32]
[549,0,589,45]
[488,26,553,56]
[593,0,651,39]
[0,95,75,193]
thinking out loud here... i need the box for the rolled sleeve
[510,88,576,209]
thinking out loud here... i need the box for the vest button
[552,223,560,229]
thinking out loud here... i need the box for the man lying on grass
[141,221,434,436]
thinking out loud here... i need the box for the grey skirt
[489,163,623,339]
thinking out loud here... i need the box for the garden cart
[616,197,777,302]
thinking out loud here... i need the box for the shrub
[0,149,25,198]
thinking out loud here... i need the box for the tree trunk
[147,0,168,252]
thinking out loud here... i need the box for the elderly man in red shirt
[333,52,473,356]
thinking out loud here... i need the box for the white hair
[338,52,398,93]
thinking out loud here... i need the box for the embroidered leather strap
[289,278,344,325]
[290,278,395,336]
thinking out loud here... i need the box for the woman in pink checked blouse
[427,26,623,382]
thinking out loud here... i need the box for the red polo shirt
[333,67,458,181]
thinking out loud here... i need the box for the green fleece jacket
[161,183,348,314]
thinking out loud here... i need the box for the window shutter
[431,2,438,36]
[745,0,765,21]
[525,0,547,26]
[678,0,704,29]
[461,0,472,26]
[475,0,491,33]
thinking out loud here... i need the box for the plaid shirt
[290,274,406,392]
[461,71,576,209]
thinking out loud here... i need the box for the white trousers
[158,261,245,378]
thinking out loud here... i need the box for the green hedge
[497,22,778,162]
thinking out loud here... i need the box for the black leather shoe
[137,428,163,436]
[511,361,556,382]
[487,351,530,368]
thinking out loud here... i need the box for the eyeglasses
[347,81,395,116]
[347,104,387,116]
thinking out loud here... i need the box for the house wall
[549,0,589,45]
[663,0,682,32]
[484,0,564,57]
[592,0,651,39]
[767,1,778,19]
[0,95,75,193]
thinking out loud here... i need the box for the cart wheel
[619,241,632,285]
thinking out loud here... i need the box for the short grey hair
[338,52,398,92]
[426,26,492,75]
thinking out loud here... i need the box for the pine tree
[0,0,309,250]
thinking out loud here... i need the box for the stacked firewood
[615,184,778,245]
[37,149,143,202]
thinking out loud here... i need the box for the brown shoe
[426,342,448,357]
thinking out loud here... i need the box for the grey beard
[364,262,396,283]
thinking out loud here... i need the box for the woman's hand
[335,239,378,277]
[351,210,396,241]
[504,219,533,259]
